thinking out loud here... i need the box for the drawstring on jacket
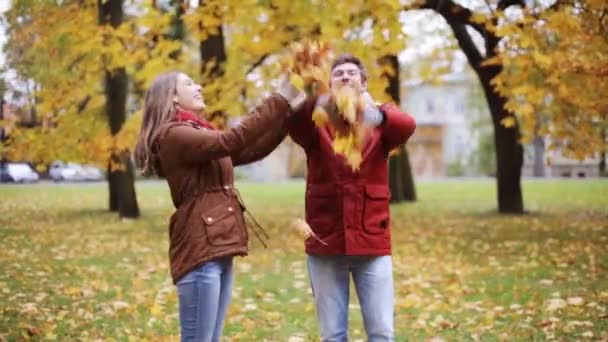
[233,188,269,248]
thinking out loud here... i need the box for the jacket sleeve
[159,94,291,164]
[379,103,416,152]
[287,98,318,151]
[231,115,288,166]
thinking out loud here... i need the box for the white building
[401,72,482,177]
[402,71,602,178]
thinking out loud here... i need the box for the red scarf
[175,109,215,130]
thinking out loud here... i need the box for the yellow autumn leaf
[312,105,329,127]
[500,116,517,128]
[289,74,305,92]
[282,40,332,97]
[291,218,312,239]
[333,86,359,124]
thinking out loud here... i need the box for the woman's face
[174,73,205,113]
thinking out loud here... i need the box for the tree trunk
[108,160,118,212]
[494,121,524,213]
[380,54,416,202]
[0,98,5,144]
[389,148,416,202]
[434,5,525,214]
[113,152,140,217]
[532,135,545,177]
[398,148,416,200]
[199,1,228,127]
[169,0,185,40]
[99,0,140,218]
[480,76,524,213]
[167,0,185,60]
[198,2,226,79]
[388,153,403,202]
[600,125,606,175]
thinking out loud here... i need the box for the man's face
[330,62,366,93]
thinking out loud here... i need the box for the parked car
[49,161,83,182]
[0,163,39,183]
[49,161,104,182]
[0,165,12,182]
[82,164,105,181]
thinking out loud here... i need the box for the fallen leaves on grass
[0,182,607,340]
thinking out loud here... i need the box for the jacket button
[224,185,230,190]
[207,217,213,222]
[228,207,233,212]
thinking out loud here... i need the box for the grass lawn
[0,179,607,341]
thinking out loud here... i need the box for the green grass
[0,179,607,341]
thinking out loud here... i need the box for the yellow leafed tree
[1,0,187,217]
[490,1,608,163]
[2,0,606,217]
[405,0,608,212]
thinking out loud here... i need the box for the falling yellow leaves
[332,130,364,171]
[326,86,369,171]
[334,86,360,125]
[288,73,305,93]
[282,40,370,171]
[311,105,329,127]
[280,40,332,97]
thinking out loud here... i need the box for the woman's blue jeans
[176,256,234,342]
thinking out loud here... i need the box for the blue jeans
[307,255,394,342]
[176,256,234,342]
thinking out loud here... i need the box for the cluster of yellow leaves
[221,0,405,111]
[279,41,368,170]
[2,0,409,168]
[490,2,608,160]
[2,1,191,168]
[280,40,332,96]
[329,87,369,170]
[281,40,372,170]
[290,218,328,246]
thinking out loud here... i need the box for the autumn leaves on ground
[0,180,607,341]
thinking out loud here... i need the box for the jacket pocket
[305,184,338,235]
[202,203,241,246]
[362,184,390,234]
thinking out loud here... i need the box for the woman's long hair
[134,71,181,176]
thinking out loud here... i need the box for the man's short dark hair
[331,53,368,82]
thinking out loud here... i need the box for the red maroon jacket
[288,99,416,256]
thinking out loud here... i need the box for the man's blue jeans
[176,256,233,342]
[307,255,395,342]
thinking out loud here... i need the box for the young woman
[135,71,304,341]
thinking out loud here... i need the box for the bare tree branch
[417,0,487,38]
[77,95,91,113]
[483,0,496,17]
[246,53,269,75]
[447,21,484,72]
[497,0,525,11]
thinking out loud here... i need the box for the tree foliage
[0,0,605,214]
[489,0,608,160]
[0,0,185,167]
